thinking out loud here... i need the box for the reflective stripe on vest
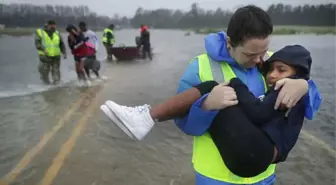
[192,52,275,184]
[37,29,61,57]
[102,28,115,44]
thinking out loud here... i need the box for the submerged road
[0,31,335,185]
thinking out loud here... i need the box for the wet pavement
[0,30,335,185]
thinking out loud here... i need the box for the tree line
[0,2,335,29]
[131,3,336,28]
[0,3,129,28]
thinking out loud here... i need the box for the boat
[110,46,141,61]
[109,37,153,61]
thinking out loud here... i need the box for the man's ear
[226,36,231,50]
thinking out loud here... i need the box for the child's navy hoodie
[230,45,312,162]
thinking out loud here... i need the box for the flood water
[0,29,335,185]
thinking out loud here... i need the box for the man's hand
[202,82,238,111]
[71,29,78,35]
[274,78,308,109]
[63,53,67,59]
[43,49,48,55]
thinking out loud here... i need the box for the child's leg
[208,105,276,178]
[92,58,101,78]
[75,58,87,81]
[84,66,91,79]
[100,81,219,140]
[92,70,100,78]
[150,80,219,122]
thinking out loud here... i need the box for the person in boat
[35,20,67,85]
[100,5,321,185]
[101,44,321,178]
[66,24,99,85]
[102,24,115,61]
[78,21,102,80]
[139,24,152,60]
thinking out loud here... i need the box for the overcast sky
[4,0,335,17]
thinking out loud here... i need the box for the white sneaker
[100,104,135,139]
[95,78,103,83]
[76,80,85,87]
[102,100,155,140]
[85,80,92,86]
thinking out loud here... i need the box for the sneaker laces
[120,104,151,114]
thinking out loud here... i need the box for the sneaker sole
[100,105,136,140]
[105,101,145,140]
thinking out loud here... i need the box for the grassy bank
[0,27,109,36]
[193,26,336,35]
[0,27,96,36]
[1,25,335,36]
[0,28,37,36]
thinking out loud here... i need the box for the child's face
[265,61,296,86]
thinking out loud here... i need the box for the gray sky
[4,0,335,17]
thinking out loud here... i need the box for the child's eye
[279,68,287,72]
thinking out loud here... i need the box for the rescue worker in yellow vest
[102,24,115,61]
[172,5,319,185]
[35,20,67,85]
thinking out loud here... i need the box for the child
[66,24,100,85]
[100,45,315,177]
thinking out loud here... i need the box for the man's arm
[174,58,218,136]
[34,30,44,51]
[228,78,285,126]
[139,32,144,46]
[274,78,322,120]
[93,31,99,51]
[72,33,88,49]
[147,31,150,43]
[67,36,74,50]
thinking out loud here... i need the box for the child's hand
[202,82,238,111]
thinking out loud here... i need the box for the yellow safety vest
[192,52,275,184]
[102,28,115,44]
[36,29,61,57]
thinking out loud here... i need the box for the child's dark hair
[293,67,308,79]
[66,24,77,33]
[79,21,86,27]
[261,45,312,80]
